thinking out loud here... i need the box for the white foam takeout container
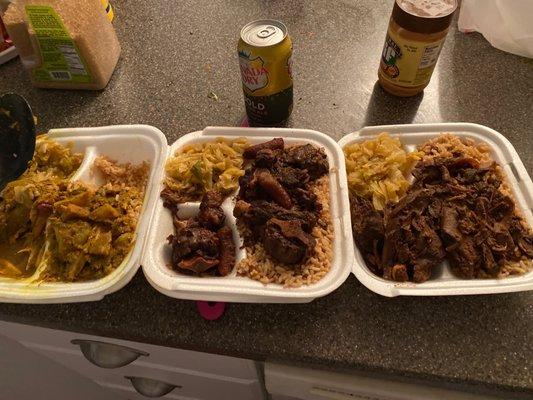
[0,125,167,303]
[0,46,18,65]
[339,123,533,297]
[142,126,354,303]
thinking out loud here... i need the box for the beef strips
[351,156,533,283]
[162,189,235,276]
[235,139,329,265]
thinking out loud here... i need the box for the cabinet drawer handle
[125,376,180,398]
[71,339,149,369]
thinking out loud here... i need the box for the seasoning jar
[378,0,457,97]
[3,0,120,90]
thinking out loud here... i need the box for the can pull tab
[257,26,277,39]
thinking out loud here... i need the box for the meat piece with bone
[263,218,316,264]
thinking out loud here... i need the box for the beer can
[100,0,115,22]
[238,20,293,127]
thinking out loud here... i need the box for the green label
[25,5,92,83]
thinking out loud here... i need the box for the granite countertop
[0,0,532,398]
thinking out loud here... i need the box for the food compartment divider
[0,125,167,303]
[142,127,354,303]
[339,122,533,297]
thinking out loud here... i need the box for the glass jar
[378,0,457,97]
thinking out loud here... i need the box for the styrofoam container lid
[142,126,354,303]
[0,125,167,303]
[339,122,533,297]
[0,46,17,65]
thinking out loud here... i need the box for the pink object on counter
[196,301,226,320]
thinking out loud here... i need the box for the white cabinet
[270,396,301,400]
[0,333,125,400]
[265,363,504,400]
[0,321,264,400]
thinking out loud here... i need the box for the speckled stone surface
[0,0,532,398]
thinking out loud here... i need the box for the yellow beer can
[238,20,293,126]
[100,0,115,22]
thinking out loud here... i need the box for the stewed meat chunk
[263,218,316,264]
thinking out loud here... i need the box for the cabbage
[164,137,248,201]
[344,133,420,210]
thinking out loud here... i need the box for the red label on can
[0,15,12,51]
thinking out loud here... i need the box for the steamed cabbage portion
[41,162,147,282]
[164,138,248,201]
[0,136,149,282]
[0,137,82,278]
[30,138,84,178]
[344,133,421,210]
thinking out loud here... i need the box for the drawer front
[98,382,201,400]
[0,321,257,379]
[265,363,502,400]
[30,347,263,400]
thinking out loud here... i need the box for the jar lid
[392,0,457,34]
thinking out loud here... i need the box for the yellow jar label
[25,6,92,84]
[379,27,444,87]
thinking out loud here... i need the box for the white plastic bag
[458,0,533,58]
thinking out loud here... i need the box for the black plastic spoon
[0,93,36,191]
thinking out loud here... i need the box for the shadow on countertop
[364,82,424,128]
